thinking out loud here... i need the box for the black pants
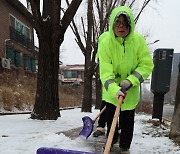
[105,102,135,149]
[97,100,107,128]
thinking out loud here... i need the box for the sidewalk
[57,127,120,153]
[57,127,105,153]
[56,113,179,154]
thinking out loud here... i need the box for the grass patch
[0,72,83,111]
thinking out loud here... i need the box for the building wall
[0,0,11,57]
[60,64,84,84]
[0,0,34,41]
[0,0,37,77]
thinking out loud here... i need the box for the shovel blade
[79,116,95,139]
[37,147,96,154]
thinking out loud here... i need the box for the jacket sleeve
[126,35,154,86]
[98,39,121,99]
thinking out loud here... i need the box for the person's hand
[116,90,125,101]
[120,79,132,89]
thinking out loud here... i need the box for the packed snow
[0,107,179,154]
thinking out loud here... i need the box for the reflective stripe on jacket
[97,6,154,110]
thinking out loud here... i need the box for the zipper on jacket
[122,39,125,53]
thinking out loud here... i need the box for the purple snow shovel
[37,147,98,154]
[79,86,131,139]
[79,106,106,139]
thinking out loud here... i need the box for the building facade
[0,0,37,78]
[59,64,84,85]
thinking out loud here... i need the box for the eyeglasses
[114,20,127,27]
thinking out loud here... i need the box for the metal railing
[10,26,32,50]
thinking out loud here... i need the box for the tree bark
[95,65,102,109]
[81,0,93,112]
[28,0,82,120]
[170,62,180,141]
[82,65,93,112]
[31,31,60,120]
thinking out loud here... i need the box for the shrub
[136,100,153,114]
[59,85,83,108]
[0,73,36,111]
[14,89,35,110]
[1,86,15,111]
[0,72,84,111]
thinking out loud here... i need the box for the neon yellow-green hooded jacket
[97,6,154,111]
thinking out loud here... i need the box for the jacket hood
[109,6,135,38]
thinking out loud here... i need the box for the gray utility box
[151,48,174,94]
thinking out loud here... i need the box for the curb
[0,106,82,116]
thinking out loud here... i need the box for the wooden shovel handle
[103,96,123,154]
[93,106,106,122]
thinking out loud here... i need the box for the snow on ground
[0,107,179,154]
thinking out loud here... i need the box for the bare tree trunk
[30,0,61,120]
[81,0,93,112]
[82,65,93,112]
[31,35,60,120]
[7,0,83,119]
[29,0,82,120]
[95,66,102,109]
[170,62,180,141]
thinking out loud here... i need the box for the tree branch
[64,0,86,55]
[134,0,151,24]
[129,0,136,8]
[61,0,82,34]
[81,17,87,43]
[120,0,127,6]
[71,19,86,55]
[28,0,43,35]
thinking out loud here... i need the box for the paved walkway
[57,127,120,153]
[56,104,175,154]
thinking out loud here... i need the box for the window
[15,51,21,67]
[24,55,31,70]
[6,47,15,65]
[9,15,32,49]
[24,55,36,72]
[31,58,36,72]
[6,47,21,67]
[10,15,15,29]
[64,70,77,78]
[72,71,77,78]
[64,71,71,78]
[10,15,31,39]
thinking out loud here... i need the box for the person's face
[114,15,130,38]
